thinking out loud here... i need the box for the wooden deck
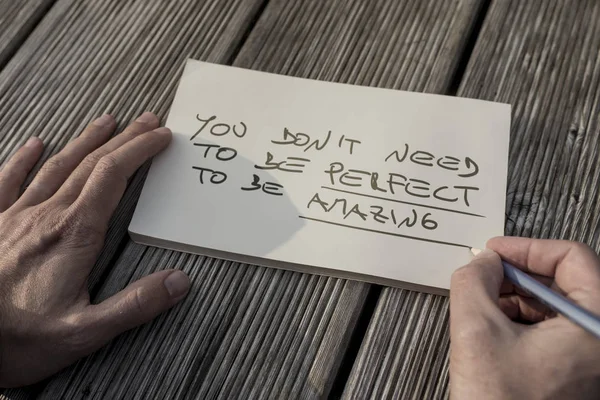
[1,0,600,398]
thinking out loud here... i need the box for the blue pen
[502,260,600,339]
[472,249,600,340]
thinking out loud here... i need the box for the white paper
[129,59,510,293]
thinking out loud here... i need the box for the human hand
[0,113,190,388]
[449,237,600,399]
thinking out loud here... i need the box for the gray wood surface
[343,1,600,399]
[0,0,55,67]
[0,0,486,398]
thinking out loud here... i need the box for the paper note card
[129,59,510,294]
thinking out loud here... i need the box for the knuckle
[20,206,53,233]
[572,241,593,255]
[132,288,146,316]
[0,205,62,248]
[95,155,120,176]
[119,288,148,322]
[82,151,104,169]
[31,204,52,222]
[43,155,67,173]
[55,208,104,246]
[65,313,96,354]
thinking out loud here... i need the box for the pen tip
[470,247,482,256]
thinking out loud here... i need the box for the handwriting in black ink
[241,174,284,196]
[192,166,227,184]
[337,135,362,155]
[324,162,479,207]
[385,143,479,178]
[271,127,332,152]
[190,114,247,141]
[194,143,238,161]
[306,192,439,230]
[254,152,311,173]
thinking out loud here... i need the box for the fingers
[487,237,600,299]
[498,269,557,322]
[74,127,171,225]
[17,115,116,207]
[499,294,556,322]
[0,137,44,212]
[83,270,190,351]
[500,272,555,296]
[54,112,160,204]
[450,249,509,325]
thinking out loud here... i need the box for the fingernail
[154,127,172,136]
[136,112,157,124]
[473,248,495,259]
[25,137,39,148]
[93,114,113,127]
[163,271,190,298]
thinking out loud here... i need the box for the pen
[471,248,600,340]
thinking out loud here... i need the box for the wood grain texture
[0,0,55,67]
[0,0,486,398]
[343,1,600,398]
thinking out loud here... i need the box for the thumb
[450,249,507,327]
[83,269,190,350]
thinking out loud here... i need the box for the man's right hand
[450,237,600,400]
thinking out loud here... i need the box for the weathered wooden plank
[343,1,600,398]
[0,0,55,67]
[1,0,484,398]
